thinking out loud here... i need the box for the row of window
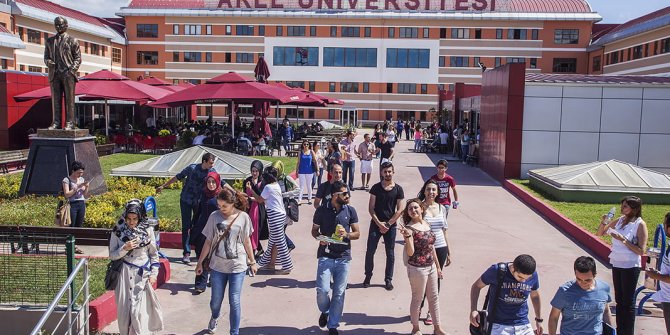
[273,47,430,68]
[145,51,260,64]
[603,37,670,67]
[17,26,111,57]
[439,56,537,69]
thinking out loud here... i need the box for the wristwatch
[535,317,544,323]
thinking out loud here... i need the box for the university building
[117,0,601,123]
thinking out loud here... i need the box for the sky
[54,0,668,23]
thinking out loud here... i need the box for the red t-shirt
[431,173,456,206]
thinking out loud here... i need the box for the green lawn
[511,180,668,248]
[99,153,158,176]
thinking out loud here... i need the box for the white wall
[520,84,670,177]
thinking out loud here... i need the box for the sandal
[423,312,433,325]
[74,247,84,255]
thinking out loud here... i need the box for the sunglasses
[333,192,350,198]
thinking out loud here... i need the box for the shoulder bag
[284,197,300,222]
[202,214,240,271]
[104,258,124,290]
[55,198,72,227]
[470,262,507,335]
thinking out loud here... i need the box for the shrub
[0,173,22,199]
[144,177,182,190]
[158,129,171,137]
[94,134,108,145]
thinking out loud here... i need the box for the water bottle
[605,207,616,223]
[452,201,459,209]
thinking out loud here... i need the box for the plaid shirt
[177,164,215,207]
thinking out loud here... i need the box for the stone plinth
[19,129,107,196]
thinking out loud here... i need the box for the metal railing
[30,258,90,335]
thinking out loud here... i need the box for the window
[225,52,231,62]
[495,57,501,67]
[439,56,445,67]
[341,27,360,37]
[340,82,359,92]
[609,52,619,65]
[388,27,395,38]
[309,81,315,91]
[206,25,212,35]
[18,27,23,41]
[90,43,100,56]
[554,29,579,44]
[363,82,369,93]
[592,56,601,71]
[328,109,336,119]
[323,48,377,67]
[439,28,446,39]
[473,57,481,67]
[310,26,317,36]
[329,82,336,92]
[398,83,416,94]
[308,109,315,119]
[475,29,482,39]
[530,58,537,69]
[330,26,337,37]
[451,28,469,39]
[276,26,283,36]
[364,27,371,37]
[421,84,427,94]
[112,48,122,63]
[450,56,469,67]
[183,52,202,62]
[386,83,393,93]
[235,25,253,36]
[206,52,212,62]
[259,25,265,36]
[185,24,202,35]
[19,64,25,71]
[173,51,179,62]
[423,28,429,38]
[1,59,8,70]
[28,66,41,72]
[662,38,670,54]
[225,25,232,35]
[508,29,527,40]
[531,29,539,40]
[437,84,444,91]
[399,27,418,38]
[385,110,393,120]
[136,24,158,38]
[506,57,525,64]
[632,45,643,60]
[173,25,179,35]
[496,29,502,39]
[286,81,305,88]
[27,29,40,44]
[553,58,577,73]
[137,51,158,65]
[273,47,318,66]
[236,53,254,63]
[173,79,179,85]
[362,110,369,120]
[287,26,305,36]
[84,42,88,53]
[386,48,430,68]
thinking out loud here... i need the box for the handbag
[202,214,240,271]
[470,263,507,335]
[104,259,124,290]
[55,199,71,227]
[284,197,300,222]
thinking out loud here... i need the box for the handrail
[30,258,89,335]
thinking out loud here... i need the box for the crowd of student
[105,128,670,335]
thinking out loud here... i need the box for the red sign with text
[206,0,496,11]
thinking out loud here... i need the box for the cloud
[50,0,130,18]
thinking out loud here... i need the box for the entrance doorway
[340,107,358,127]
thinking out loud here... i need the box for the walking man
[312,181,360,335]
[374,133,395,175]
[364,162,405,290]
[314,163,345,208]
[548,256,613,335]
[470,254,544,335]
[340,131,357,191]
[280,119,293,155]
[356,133,375,190]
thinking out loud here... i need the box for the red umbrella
[139,77,185,93]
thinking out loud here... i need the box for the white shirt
[609,217,643,268]
[261,183,285,213]
[146,117,155,128]
[192,135,207,145]
[652,249,670,302]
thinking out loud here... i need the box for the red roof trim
[15,0,104,27]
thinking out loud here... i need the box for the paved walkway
[103,133,665,334]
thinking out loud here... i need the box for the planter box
[96,144,115,156]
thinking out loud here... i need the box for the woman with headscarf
[271,160,299,251]
[191,171,222,293]
[243,160,267,258]
[109,200,164,335]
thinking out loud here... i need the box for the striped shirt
[424,203,448,248]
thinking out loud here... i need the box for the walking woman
[247,166,293,274]
[244,160,267,258]
[196,189,258,335]
[596,196,648,335]
[414,125,423,152]
[62,160,90,228]
[326,141,342,182]
[109,201,164,335]
[296,140,317,204]
[400,198,446,335]
[417,179,451,325]
[272,160,300,251]
[312,141,325,189]
[191,171,222,293]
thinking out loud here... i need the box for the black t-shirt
[369,182,404,222]
[313,202,358,260]
[316,181,349,207]
[379,141,393,159]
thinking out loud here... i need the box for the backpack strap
[484,263,508,335]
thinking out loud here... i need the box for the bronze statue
[44,16,81,130]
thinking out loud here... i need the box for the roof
[525,73,670,85]
[0,25,26,49]
[12,0,116,39]
[110,145,271,180]
[98,17,127,44]
[529,160,670,193]
[590,6,670,47]
[15,0,103,27]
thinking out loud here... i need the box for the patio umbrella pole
[104,100,109,137]
[231,100,235,138]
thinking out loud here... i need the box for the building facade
[118,0,601,123]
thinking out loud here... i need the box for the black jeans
[663,302,670,334]
[612,266,641,335]
[69,200,86,227]
[364,222,397,282]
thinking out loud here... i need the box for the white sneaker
[182,254,191,265]
[207,317,218,334]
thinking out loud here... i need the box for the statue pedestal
[19,129,107,196]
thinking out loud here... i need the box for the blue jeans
[316,257,351,329]
[414,139,422,152]
[210,270,245,335]
[282,138,290,153]
[342,160,355,190]
[180,200,198,255]
[461,144,469,162]
[69,200,86,227]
